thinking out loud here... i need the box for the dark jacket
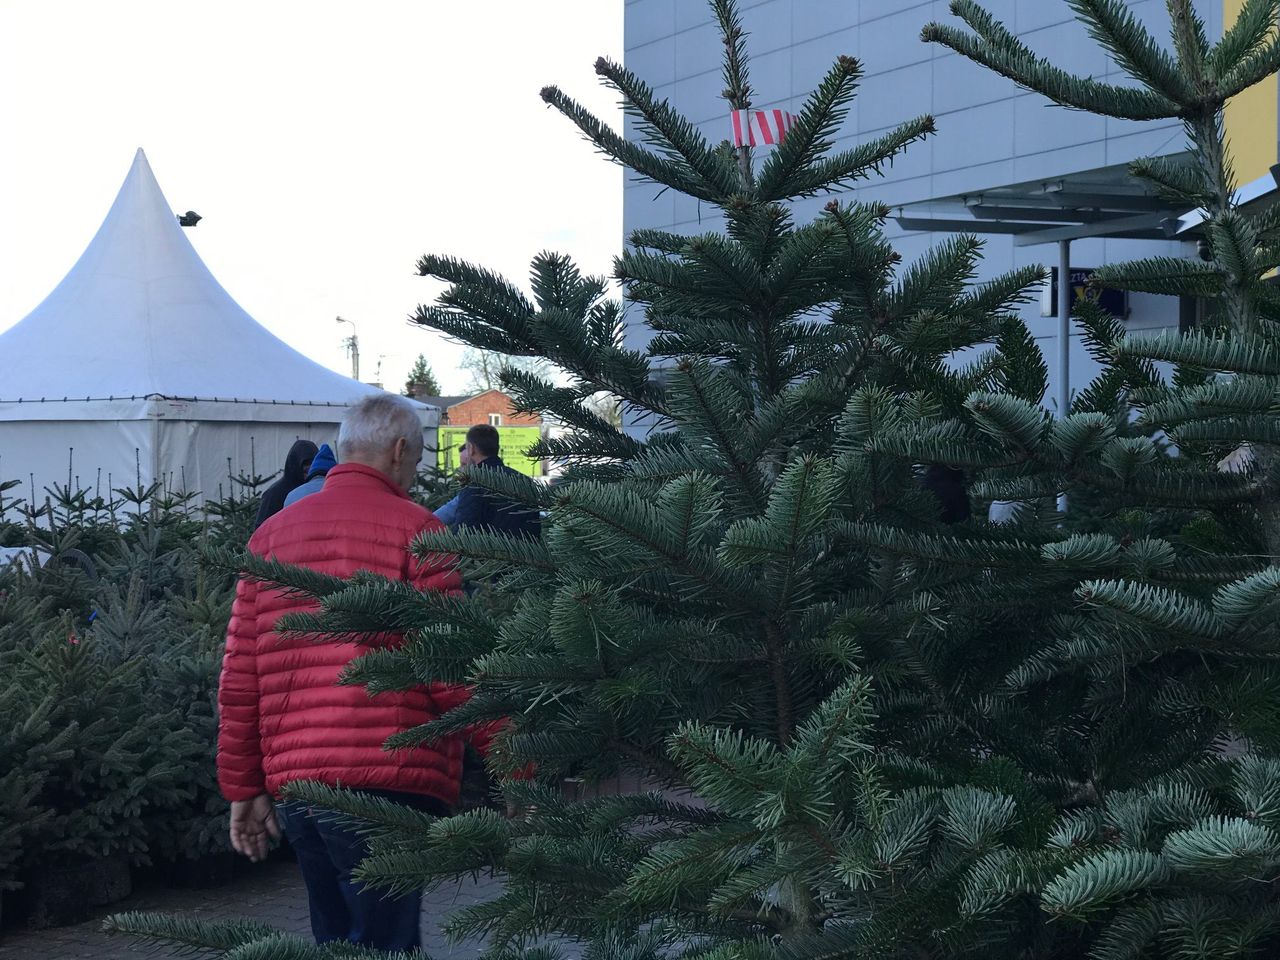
[453,456,541,539]
[921,464,970,524]
[283,442,337,508]
[254,439,317,529]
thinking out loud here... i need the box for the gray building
[622,0,1274,413]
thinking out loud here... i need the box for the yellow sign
[1223,0,1279,184]
[435,425,543,478]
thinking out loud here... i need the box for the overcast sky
[0,1,623,395]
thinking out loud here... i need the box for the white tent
[0,149,435,508]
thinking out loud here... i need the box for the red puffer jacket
[217,463,468,804]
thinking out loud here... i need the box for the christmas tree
[0,475,249,927]
[109,1,1280,958]
[404,353,443,398]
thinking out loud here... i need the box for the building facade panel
[622,0,1253,414]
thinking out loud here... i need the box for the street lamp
[336,316,359,381]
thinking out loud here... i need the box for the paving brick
[0,860,516,959]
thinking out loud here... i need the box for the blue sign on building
[1043,267,1129,319]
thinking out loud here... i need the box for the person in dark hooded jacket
[284,442,336,508]
[254,439,317,529]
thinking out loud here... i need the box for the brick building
[417,389,541,428]
[420,390,545,478]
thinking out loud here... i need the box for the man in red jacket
[217,392,465,952]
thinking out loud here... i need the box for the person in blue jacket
[283,442,337,508]
[435,424,539,539]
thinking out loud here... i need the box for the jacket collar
[325,462,410,499]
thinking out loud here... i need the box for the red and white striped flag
[730,108,797,148]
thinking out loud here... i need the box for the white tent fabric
[0,149,435,508]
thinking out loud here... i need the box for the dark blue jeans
[277,790,448,951]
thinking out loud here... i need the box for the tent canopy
[0,150,434,504]
[0,149,417,420]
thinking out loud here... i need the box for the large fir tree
[111,2,1280,958]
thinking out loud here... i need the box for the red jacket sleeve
[217,572,268,801]
[408,513,463,596]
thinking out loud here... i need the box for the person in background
[430,438,476,529]
[217,393,478,952]
[920,464,971,525]
[283,442,336,507]
[253,439,317,529]
[447,424,540,539]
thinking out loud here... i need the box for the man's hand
[229,794,280,862]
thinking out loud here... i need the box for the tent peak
[0,151,382,407]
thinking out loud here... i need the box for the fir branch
[584,792,727,831]
[1040,849,1170,919]
[529,432,642,465]
[656,472,726,555]
[455,462,554,509]
[756,55,863,200]
[1141,373,1280,425]
[1119,330,1280,376]
[885,235,984,322]
[761,223,845,316]
[1050,412,1117,463]
[201,544,348,598]
[1075,579,1224,641]
[666,361,769,512]
[996,316,1051,403]
[713,0,756,189]
[1212,565,1280,631]
[529,251,609,316]
[540,85,727,203]
[922,2,1181,120]
[413,304,534,356]
[720,456,837,567]
[629,228,692,255]
[282,781,444,835]
[1067,0,1193,101]
[594,57,740,200]
[1172,415,1280,445]
[415,254,537,317]
[954,263,1048,316]
[412,527,555,574]
[1220,31,1280,97]
[966,391,1053,451]
[1209,0,1280,80]
[1088,258,1225,297]
[275,574,465,637]
[103,912,281,952]
[714,0,752,110]
[784,115,936,197]
[1129,155,1215,205]
[834,522,1042,568]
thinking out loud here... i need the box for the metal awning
[889,156,1280,451]
[892,156,1191,247]
[893,155,1280,245]
[1171,163,1280,235]
[890,157,1196,427]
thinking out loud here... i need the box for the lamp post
[336,316,359,381]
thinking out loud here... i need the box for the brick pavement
[0,857,506,959]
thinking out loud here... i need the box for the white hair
[337,393,424,461]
